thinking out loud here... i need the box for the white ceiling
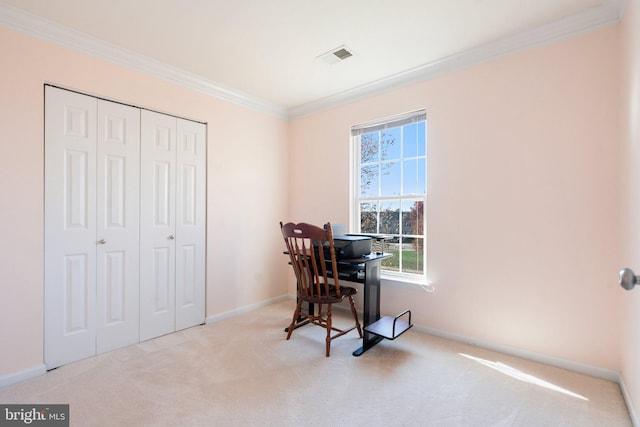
[0,0,625,117]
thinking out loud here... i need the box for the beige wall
[620,0,640,419]
[0,27,290,378]
[0,11,631,408]
[290,26,621,371]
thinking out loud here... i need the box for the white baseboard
[205,295,290,324]
[413,324,619,382]
[0,364,46,389]
[619,375,639,427]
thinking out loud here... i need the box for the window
[351,110,427,281]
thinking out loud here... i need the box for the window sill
[380,274,434,292]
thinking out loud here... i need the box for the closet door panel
[96,100,141,353]
[175,119,206,330]
[44,86,98,369]
[140,110,177,341]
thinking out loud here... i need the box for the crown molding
[288,0,626,119]
[0,1,626,121]
[0,2,288,119]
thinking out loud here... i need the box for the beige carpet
[0,300,632,426]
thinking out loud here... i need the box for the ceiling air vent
[317,45,355,65]
[333,48,352,60]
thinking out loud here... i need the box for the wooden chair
[280,221,363,357]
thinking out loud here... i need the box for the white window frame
[350,110,427,285]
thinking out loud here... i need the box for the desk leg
[353,260,384,356]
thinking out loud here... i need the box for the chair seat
[299,285,357,304]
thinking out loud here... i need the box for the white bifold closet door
[45,87,206,369]
[44,86,140,368]
[139,110,206,342]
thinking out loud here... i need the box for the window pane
[380,128,401,161]
[417,122,426,156]
[380,161,400,197]
[379,201,400,234]
[382,236,400,271]
[402,158,426,195]
[361,165,379,197]
[403,123,418,158]
[402,200,424,236]
[401,237,424,274]
[360,202,378,234]
[361,132,379,163]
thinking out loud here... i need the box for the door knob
[98,239,106,245]
[168,235,175,240]
[619,268,639,290]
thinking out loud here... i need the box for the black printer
[329,235,372,259]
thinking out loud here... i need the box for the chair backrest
[280,222,342,299]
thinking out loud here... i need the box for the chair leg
[348,295,363,338]
[325,304,332,357]
[286,300,303,340]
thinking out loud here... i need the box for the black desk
[335,253,392,356]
